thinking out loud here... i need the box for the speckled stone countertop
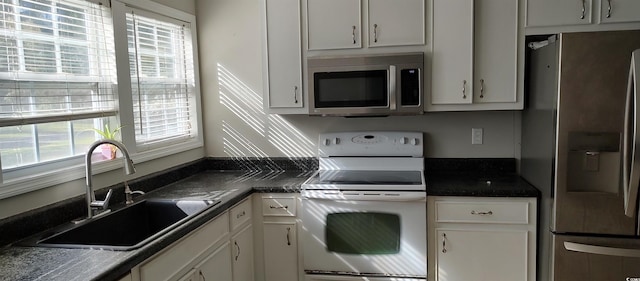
[0,158,538,281]
[0,170,313,281]
[426,174,540,197]
[424,158,540,197]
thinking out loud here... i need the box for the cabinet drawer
[435,201,529,224]
[230,198,252,231]
[262,197,296,216]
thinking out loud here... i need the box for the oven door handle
[302,192,426,202]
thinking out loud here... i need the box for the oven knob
[334,138,341,145]
[400,137,408,144]
[323,138,331,146]
[411,138,419,145]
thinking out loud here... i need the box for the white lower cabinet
[256,194,300,281]
[263,222,298,281]
[428,196,536,281]
[135,197,255,281]
[436,229,528,281]
[232,224,254,281]
[137,213,230,281]
[195,242,233,281]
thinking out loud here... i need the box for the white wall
[196,0,521,159]
[0,0,201,220]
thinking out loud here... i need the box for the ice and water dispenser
[567,132,621,193]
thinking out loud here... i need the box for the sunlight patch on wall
[217,63,314,165]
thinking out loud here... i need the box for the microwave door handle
[389,65,397,110]
[564,241,640,258]
[623,50,640,218]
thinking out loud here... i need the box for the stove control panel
[318,131,423,157]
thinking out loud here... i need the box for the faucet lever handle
[90,189,113,210]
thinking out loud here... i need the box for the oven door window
[314,70,388,108]
[326,212,400,255]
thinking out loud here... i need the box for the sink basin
[35,199,220,251]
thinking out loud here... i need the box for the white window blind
[0,0,116,169]
[126,11,196,147]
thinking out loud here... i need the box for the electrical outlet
[472,128,483,145]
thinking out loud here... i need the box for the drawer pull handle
[442,233,447,253]
[471,210,493,215]
[286,227,291,246]
[580,0,586,20]
[270,205,288,210]
[199,270,206,281]
[236,210,245,219]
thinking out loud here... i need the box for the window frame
[0,0,203,199]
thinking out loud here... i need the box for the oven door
[301,191,427,278]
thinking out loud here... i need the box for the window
[125,8,197,149]
[0,0,116,170]
[0,0,202,196]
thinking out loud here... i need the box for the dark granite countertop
[0,170,313,281]
[426,173,540,197]
[0,159,539,281]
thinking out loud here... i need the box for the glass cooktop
[309,170,423,185]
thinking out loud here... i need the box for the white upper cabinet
[430,0,522,110]
[525,0,640,33]
[526,0,592,27]
[262,0,304,111]
[307,0,361,50]
[599,0,640,23]
[368,0,425,47]
[431,0,474,105]
[307,0,425,50]
[474,0,518,104]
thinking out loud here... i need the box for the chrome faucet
[84,139,136,220]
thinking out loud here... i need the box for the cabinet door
[474,0,518,103]
[600,0,640,23]
[197,242,233,281]
[431,0,474,105]
[436,229,528,281]
[264,0,303,109]
[264,222,298,281]
[232,225,254,281]
[368,0,424,47]
[526,0,592,27]
[307,0,361,50]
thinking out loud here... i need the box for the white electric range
[301,131,427,280]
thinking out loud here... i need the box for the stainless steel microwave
[308,53,424,116]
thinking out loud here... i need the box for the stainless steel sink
[34,199,220,251]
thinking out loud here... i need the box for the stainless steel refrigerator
[522,30,640,281]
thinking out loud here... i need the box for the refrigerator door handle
[564,241,640,258]
[623,49,640,218]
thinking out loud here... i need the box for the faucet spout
[84,139,136,220]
